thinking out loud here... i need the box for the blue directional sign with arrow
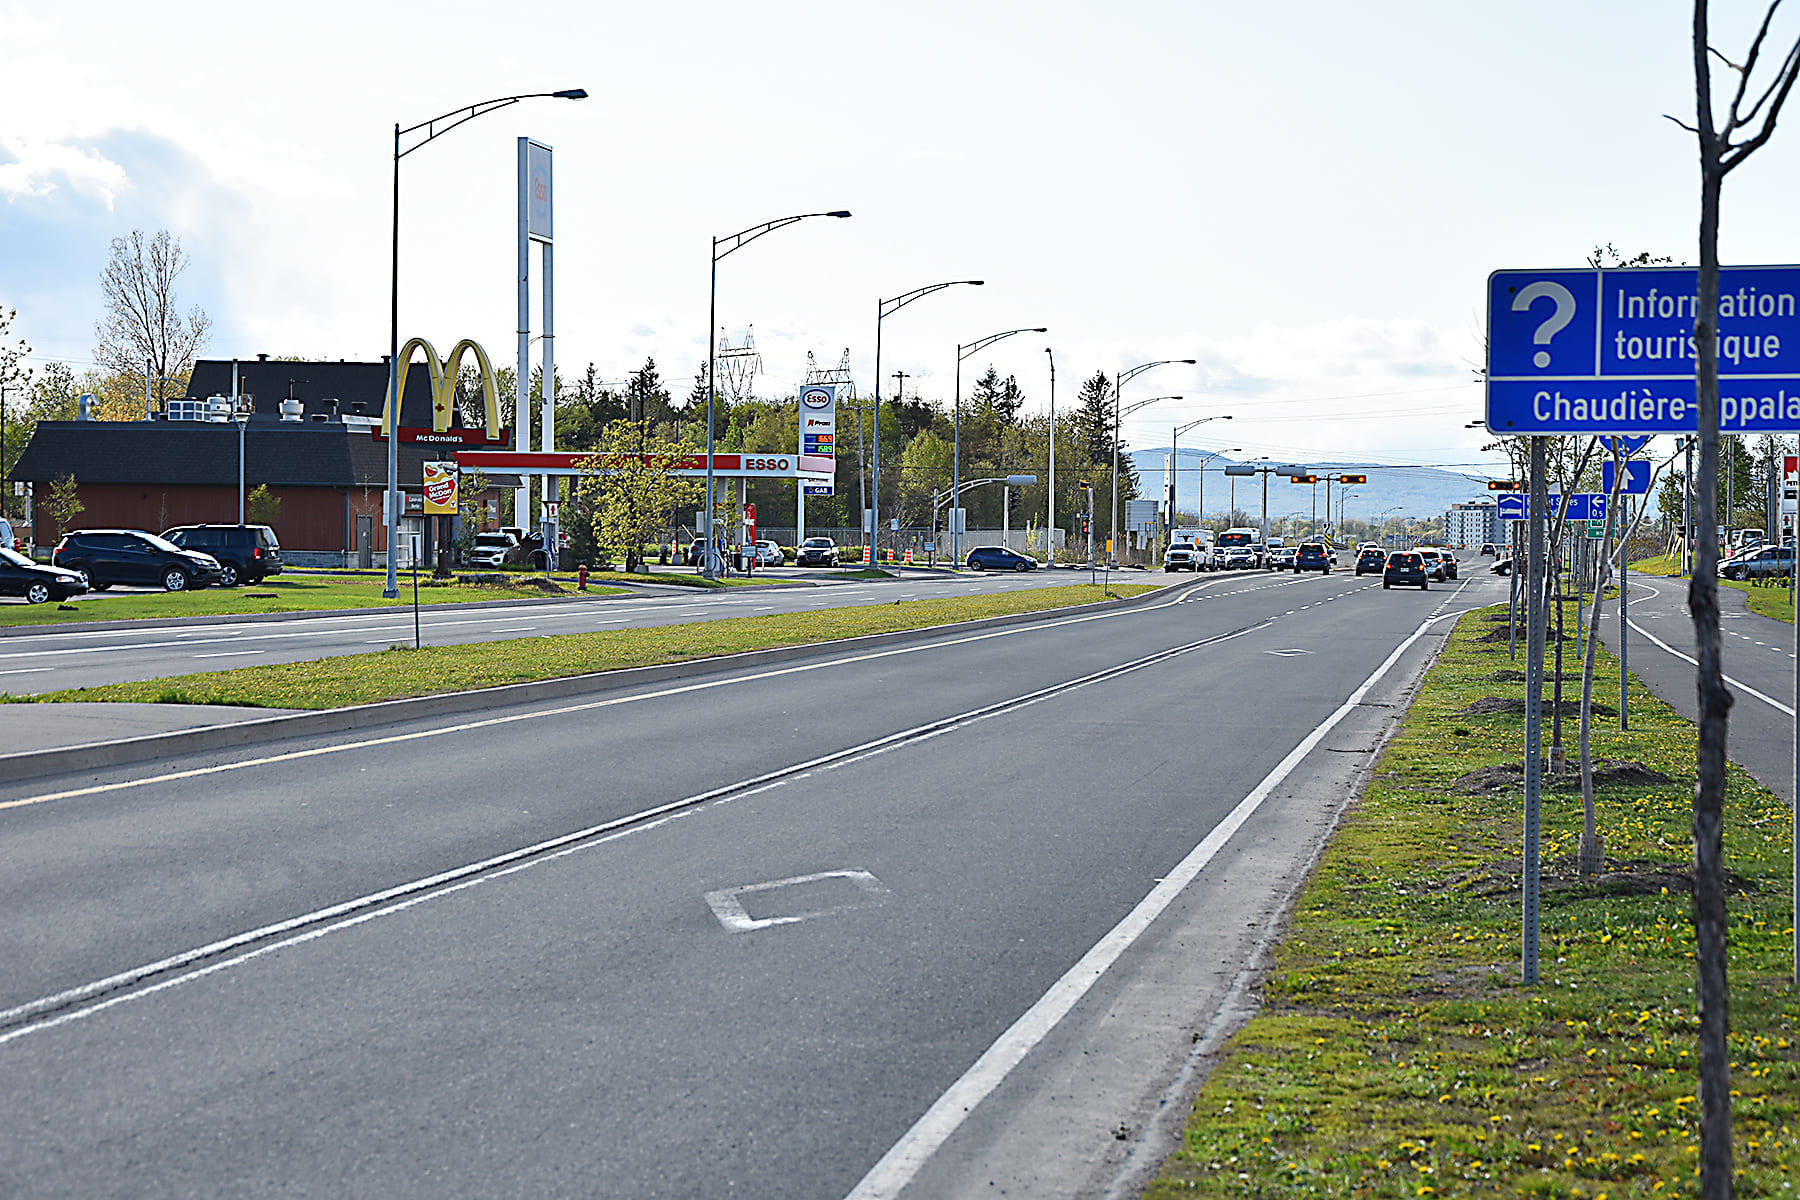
[1602,459,1652,495]
[1486,266,1800,435]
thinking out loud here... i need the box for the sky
[5,0,1800,497]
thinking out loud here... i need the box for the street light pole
[878,281,985,569]
[949,323,1043,565]
[385,86,587,599]
[705,209,852,578]
[1111,359,1196,567]
[1045,347,1055,566]
[1170,415,1232,525]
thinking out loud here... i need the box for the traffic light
[1488,479,1520,491]
[1337,474,1367,485]
[1289,474,1318,484]
[1008,489,1018,514]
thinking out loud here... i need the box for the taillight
[253,547,262,559]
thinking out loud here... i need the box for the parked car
[1293,542,1331,573]
[1721,545,1795,580]
[52,529,223,591]
[0,546,86,603]
[1354,547,1387,576]
[465,531,519,568]
[1491,556,1514,576]
[1163,540,1204,572]
[162,524,283,587]
[967,545,1036,571]
[1383,550,1429,590]
[751,539,784,566]
[0,517,20,552]
[796,537,839,567]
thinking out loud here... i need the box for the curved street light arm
[398,89,587,157]
[958,326,1048,362]
[882,279,984,320]
[1176,414,1232,437]
[1116,357,1198,390]
[1121,393,1182,418]
[714,210,852,262]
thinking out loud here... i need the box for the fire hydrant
[577,563,589,591]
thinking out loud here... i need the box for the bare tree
[93,230,212,411]
[1672,5,1800,1196]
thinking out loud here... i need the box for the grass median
[0,573,630,626]
[20,583,1154,710]
[1147,601,1798,1198]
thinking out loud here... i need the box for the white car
[1220,546,1258,570]
[1163,541,1204,572]
[465,531,518,568]
[751,539,784,566]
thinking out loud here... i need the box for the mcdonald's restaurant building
[11,356,516,565]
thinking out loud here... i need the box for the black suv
[1355,547,1387,576]
[1293,542,1331,573]
[163,524,283,587]
[53,530,223,591]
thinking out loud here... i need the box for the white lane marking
[0,667,52,676]
[0,619,1269,1043]
[1265,648,1313,657]
[0,815,686,1049]
[845,594,1462,1200]
[192,651,266,659]
[1626,617,1794,717]
[704,869,890,932]
[0,579,1225,812]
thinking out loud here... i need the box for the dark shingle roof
[12,421,442,488]
[186,358,448,427]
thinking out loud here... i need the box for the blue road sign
[1601,435,1650,456]
[1498,494,1527,520]
[1602,459,1652,495]
[1566,493,1606,522]
[1486,266,1800,434]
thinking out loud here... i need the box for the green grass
[1629,553,1682,577]
[0,573,628,626]
[1147,602,1798,1199]
[19,583,1153,709]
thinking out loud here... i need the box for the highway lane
[0,566,1133,694]
[0,568,1497,1197]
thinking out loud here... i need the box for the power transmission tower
[716,325,762,405]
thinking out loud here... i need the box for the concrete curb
[0,583,1174,787]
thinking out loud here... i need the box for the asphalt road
[0,566,1497,1198]
[1591,571,1798,802]
[0,566,1124,695]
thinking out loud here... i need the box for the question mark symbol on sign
[1512,281,1576,369]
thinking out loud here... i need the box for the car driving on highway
[1293,542,1331,573]
[1354,546,1387,576]
[1384,549,1429,590]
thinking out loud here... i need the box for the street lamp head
[1031,327,1047,332]
[826,210,852,218]
[967,280,986,286]
[552,89,589,99]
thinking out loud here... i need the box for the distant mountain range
[1131,448,1495,524]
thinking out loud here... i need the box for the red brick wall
[32,484,369,552]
